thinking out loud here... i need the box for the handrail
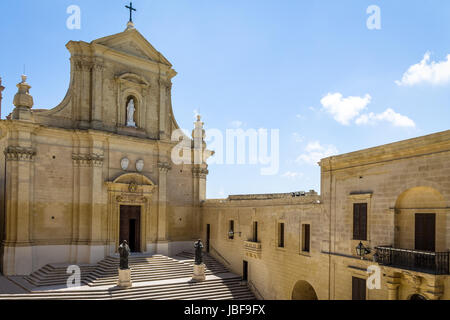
[376,246,447,255]
[248,280,264,300]
[210,245,231,266]
[376,246,449,275]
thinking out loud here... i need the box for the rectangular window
[352,277,366,300]
[302,224,310,252]
[353,203,367,240]
[278,223,285,248]
[252,221,258,242]
[229,220,235,239]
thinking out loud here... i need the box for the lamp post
[356,241,371,260]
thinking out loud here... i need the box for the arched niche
[291,280,319,300]
[395,186,446,209]
[115,72,150,129]
[394,186,448,251]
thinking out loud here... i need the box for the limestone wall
[201,194,329,300]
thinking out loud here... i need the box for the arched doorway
[394,186,446,251]
[410,294,427,300]
[291,280,318,300]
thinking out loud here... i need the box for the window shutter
[353,203,367,240]
[353,203,360,239]
[360,203,367,241]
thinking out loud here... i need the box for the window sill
[299,251,311,257]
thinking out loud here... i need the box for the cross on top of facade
[125,2,137,22]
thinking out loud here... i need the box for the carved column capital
[73,58,93,72]
[72,153,104,167]
[158,161,172,173]
[192,167,209,178]
[4,146,36,161]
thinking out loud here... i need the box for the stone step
[5,253,253,300]
[0,277,255,300]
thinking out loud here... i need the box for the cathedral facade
[0,25,209,276]
[1,25,449,301]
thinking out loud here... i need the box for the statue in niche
[126,98,136,127]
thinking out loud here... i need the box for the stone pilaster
[2,140,36,275]
[90,60,105,129]
[385,272,401,300]
[71,57,93,126]
[158,79,171,140]
[72,148,105,263]
[89,141,105,263]
[157,161,171,244]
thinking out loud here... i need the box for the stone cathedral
[1,19,449,301]
[0,23,210,276]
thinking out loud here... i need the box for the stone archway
[105,173,157,255]
[410,294,427,300]
[394,186,447,251]
[291,280,318,300]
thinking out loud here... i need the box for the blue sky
[1,1,450,198]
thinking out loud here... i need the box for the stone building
[0,23,449,300]
[0,24,210,276]
[202,130,450,300]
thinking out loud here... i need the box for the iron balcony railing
[376,246,450,275]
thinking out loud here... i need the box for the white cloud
[296,141,338,165]
[356,108,415,128]
[396,52,450,86]
[320,93,371,125]
[282,171,304,180]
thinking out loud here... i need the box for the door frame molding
[106,173,156,254]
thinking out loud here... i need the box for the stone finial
[125,21,135,31]
[13,75,33,109]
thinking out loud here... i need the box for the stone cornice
[320,130,450,172]
[72,153,104,167]
[4,146,36,161]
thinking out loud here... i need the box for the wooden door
[352,277,366,300]
[415,213,435,252]
[206,224,211,253]
[243,261,248,281]
[120,205,141,252]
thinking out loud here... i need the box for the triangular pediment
[92,28,172,67]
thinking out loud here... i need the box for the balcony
[376,246,450,275]
[244,241,262,259]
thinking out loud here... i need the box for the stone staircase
[0,276,255,300]
[24,264,96,287]
[84,252,229,287]
[1,252,256,300]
